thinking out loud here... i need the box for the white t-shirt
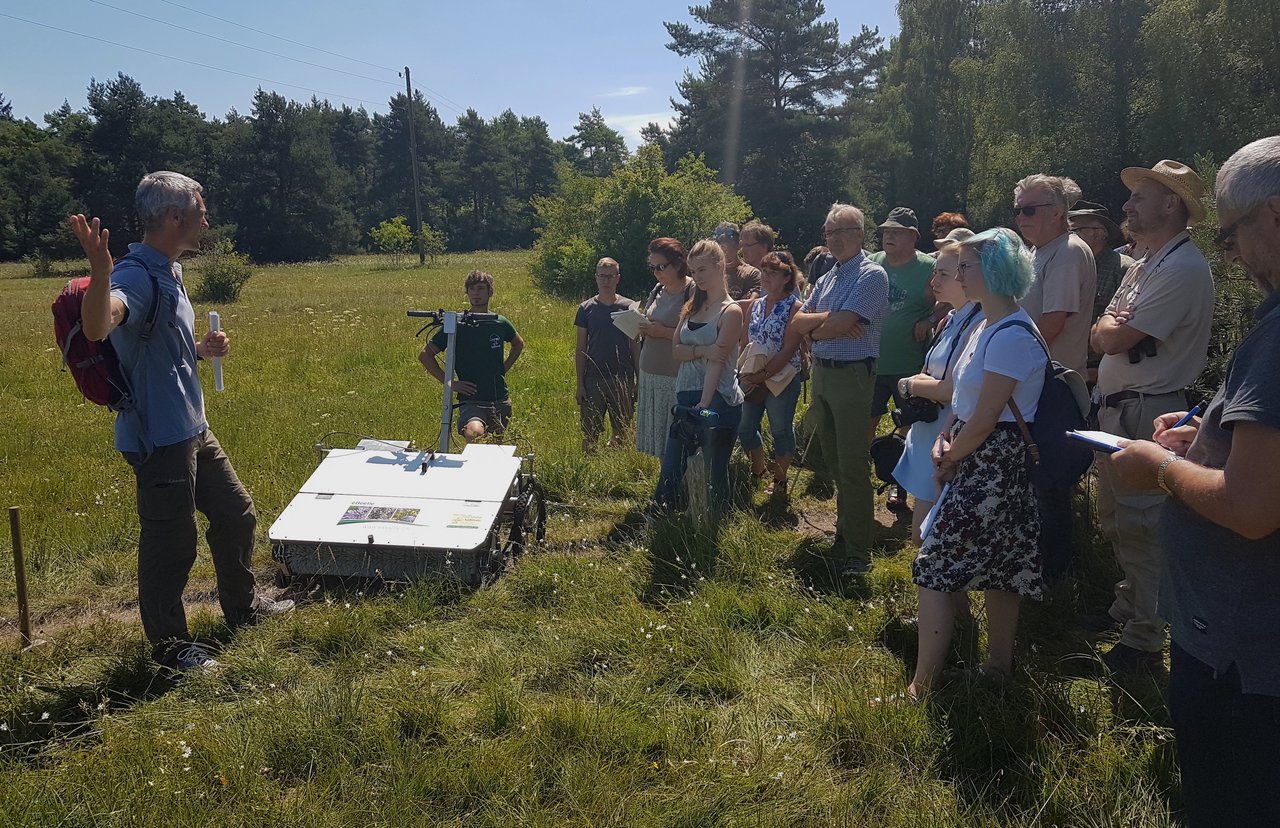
[951,309,1047,423]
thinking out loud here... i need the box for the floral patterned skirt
[913,425,1043,599]
[636,370,679,458]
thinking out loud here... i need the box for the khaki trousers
[1095,391,1184,652]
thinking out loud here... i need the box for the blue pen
[1172,404,1202,429]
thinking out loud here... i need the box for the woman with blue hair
[905,227,1048,700]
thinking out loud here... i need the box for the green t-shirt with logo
[430,316,517,402]
[870,250,936,376]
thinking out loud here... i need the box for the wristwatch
[1156,454,1181,496]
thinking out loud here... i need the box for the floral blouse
[748,294,801,370]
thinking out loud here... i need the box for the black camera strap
[928,303,984,383]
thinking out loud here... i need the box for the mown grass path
[0,253,1180,826]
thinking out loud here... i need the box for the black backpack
[992,319,1093,491]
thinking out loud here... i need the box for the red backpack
[52,255,160,411]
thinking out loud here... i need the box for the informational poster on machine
[338,501,421,525]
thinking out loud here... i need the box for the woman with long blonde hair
[650,239,744,516]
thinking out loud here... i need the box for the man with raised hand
[1012,173,1098,580]
[791,202,890,577]
[420,270,524,443]
[69,171,292,674]
[574,257,640,453]
[1110,136,1280,828]
[1088,161,1214,673]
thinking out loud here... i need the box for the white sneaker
[173,643,220,672]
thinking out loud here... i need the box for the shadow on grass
[921,671,1180,820]
[0,647,174,763]
[785,536,871,600]
[640,510,723,604]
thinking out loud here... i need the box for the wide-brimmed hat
[878,206,919,233]
[932,227,975,248]
[1067,200,1121,241]
[1120,160,1206,224]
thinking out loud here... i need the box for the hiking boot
[172,642,220,673]
[1076,612,1123,635]
[839,559,872,578]
[1100,643,1163,674]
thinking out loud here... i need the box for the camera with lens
[891,395,941,428]
[1128,335,1158,364]
[668,405,718,451]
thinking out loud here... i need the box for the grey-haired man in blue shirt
[791,202,890,576]
[70,171,291,673]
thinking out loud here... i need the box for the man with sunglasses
[1087,160,1214,674]
[1109,136,1280,828]
[1013,174,1098,581]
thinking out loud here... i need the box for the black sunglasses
[647,262,674,272]
[1013,202,1057,217]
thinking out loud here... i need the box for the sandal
[868,689,920,708]
[886,485,909,511]
[766,477,788,498]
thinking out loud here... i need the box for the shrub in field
[192,238,253,303]
[531,146,752,299]
[370,216,415,266]
[418,222,447,265]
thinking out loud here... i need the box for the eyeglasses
[1013,202,1056,217]
[957,260,981,275]
[822,226,863,240]
[1216,202,1265,252]
[647,262,674,272]
[1070,225,1106,234]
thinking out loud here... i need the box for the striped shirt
[801,251,889,360]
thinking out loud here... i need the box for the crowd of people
[70,133,1279,827]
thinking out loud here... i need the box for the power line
[0,12,379,109]
[153,0,470,114]
[87,0,401,90]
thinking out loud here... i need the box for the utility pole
[403,66,427,266]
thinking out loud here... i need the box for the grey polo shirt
[1159,289,1280,695]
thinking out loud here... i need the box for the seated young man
[419,270,524,443]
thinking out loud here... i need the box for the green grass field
[0,252,1181,826]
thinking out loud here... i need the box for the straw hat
[1120,160,1206,224]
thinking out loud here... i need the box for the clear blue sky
[1,1,899,147]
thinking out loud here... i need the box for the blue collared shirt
[108,242,206,455]
[801,250,889,360]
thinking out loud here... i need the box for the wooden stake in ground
[8,506,31,646]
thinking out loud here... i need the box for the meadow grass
[0,252,1181,825]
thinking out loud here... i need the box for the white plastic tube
[208,311,224,392]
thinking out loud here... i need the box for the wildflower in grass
[40,712,49,721]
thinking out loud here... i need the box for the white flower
[40,712,49,721]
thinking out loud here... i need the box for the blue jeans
[738,374,802,458]
[654,390,742,512]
